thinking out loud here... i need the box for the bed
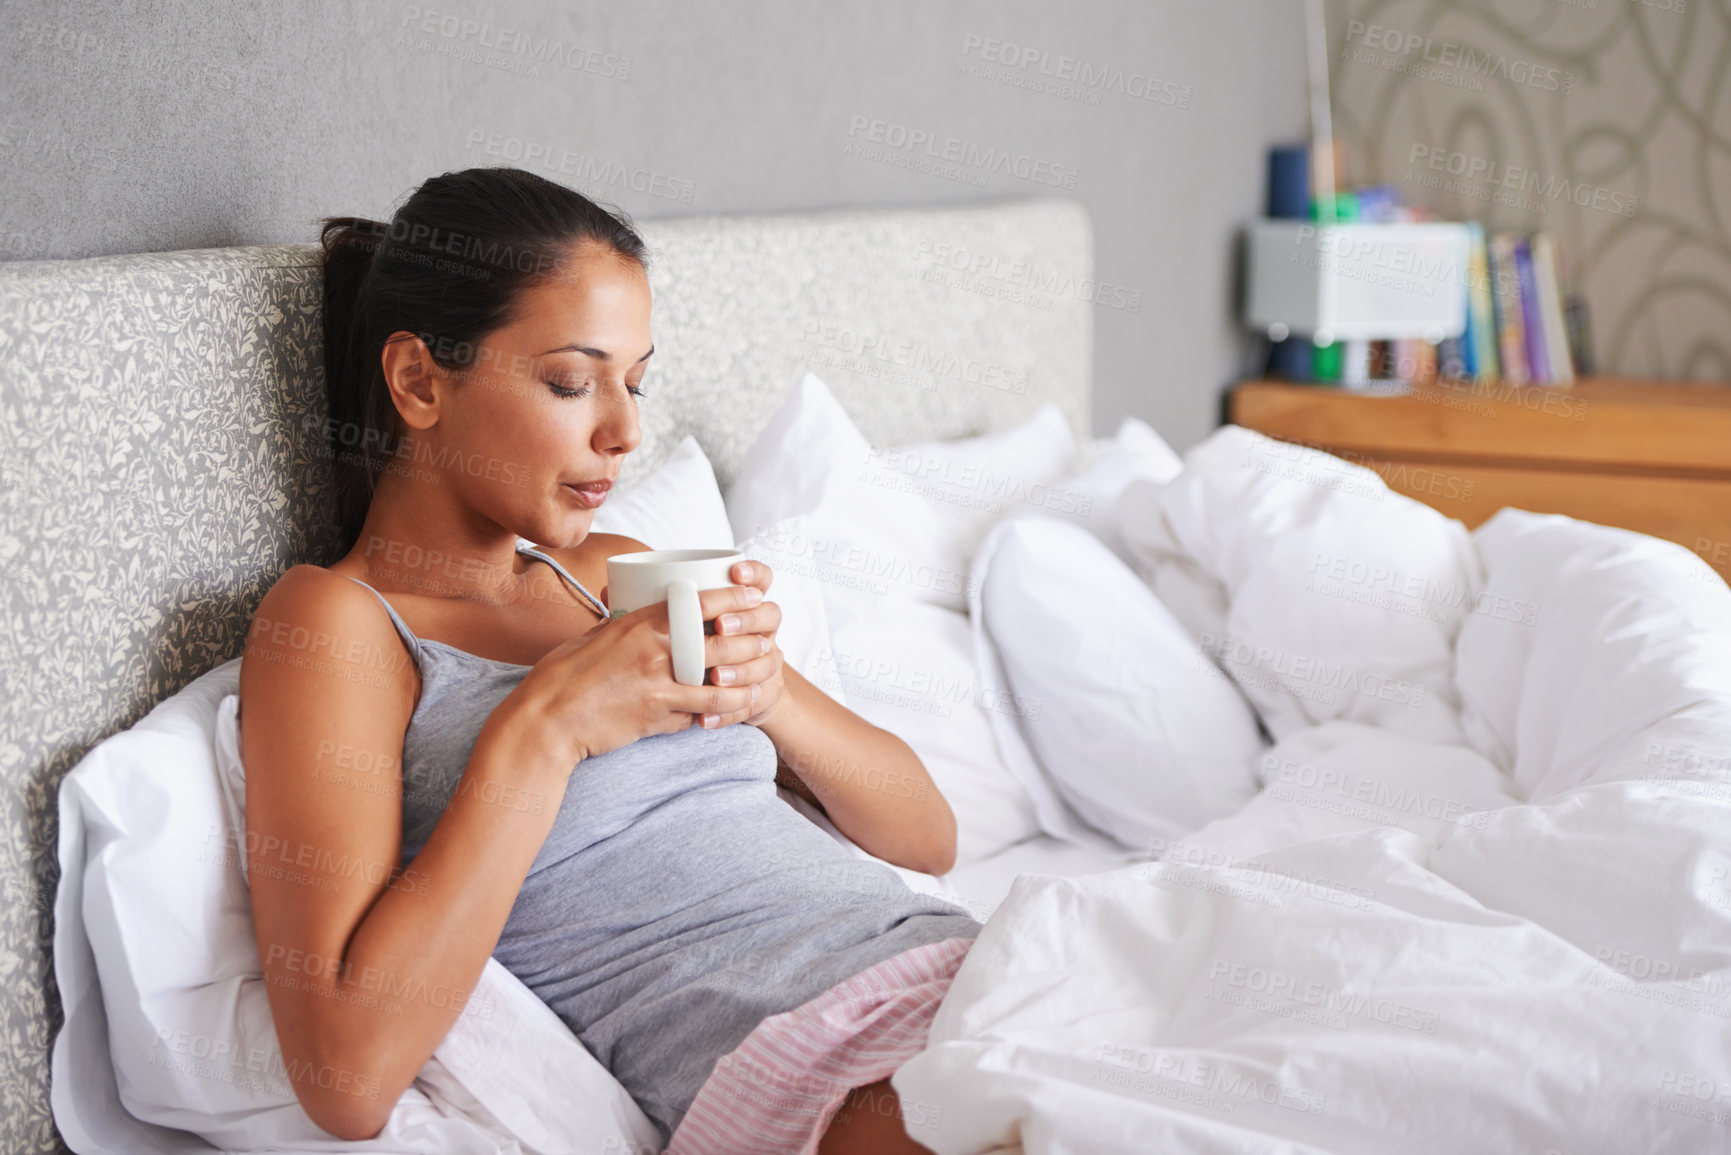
[12,197,1731,1155]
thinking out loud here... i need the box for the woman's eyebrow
[539,343,655,364]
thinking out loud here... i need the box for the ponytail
[317,169,648,554]
[319,217,392,551]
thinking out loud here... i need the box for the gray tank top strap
[342,576,424,663]
[514,540,610,618]
[338,542,603,663]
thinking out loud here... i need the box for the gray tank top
[344,542,982,1143]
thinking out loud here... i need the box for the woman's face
[405,242,653,550]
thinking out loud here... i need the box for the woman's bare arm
[758,665,959,876]
[695,556,959,876]
[238,565,575,1140]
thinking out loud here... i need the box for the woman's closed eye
[545,378,646,400]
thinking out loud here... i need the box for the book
[1564,294,1595,376]
[1393,337,1417,381]
[1354,185,1402,223]
[1264,143,1312,380]
[1342,339,1372,386]
[1489,233,1530,386]
[1515,236,1550,383]
[1465,223,1498,381]
[1531,233,1576,385]
[1267,144,1311,218]
[1448,226,1475,380]
[1456,312,1478,379]
[1438,335,1468,381]
[1312,339,1343,383]
[1414,340,1439,384]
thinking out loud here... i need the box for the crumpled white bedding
[893,428,1731,1154]
[58,421,1731,1154]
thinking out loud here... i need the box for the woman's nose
[597,388,643,455]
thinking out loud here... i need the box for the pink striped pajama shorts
[664,934,975,1155]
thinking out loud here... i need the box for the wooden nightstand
[1229,377,1731,585]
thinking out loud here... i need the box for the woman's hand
[499,592,764,767]
[706,559,788,729]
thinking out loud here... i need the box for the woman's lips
[564,480,611,509]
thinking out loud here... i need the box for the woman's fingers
[708,646,777,688]
[711,597,780,641]
[696,704,757,728]
[730,559,774,595]
[706,628,771,671]
[699,583,765,623]
[682,680,759,728]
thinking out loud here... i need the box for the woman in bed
[237,166,980,1154]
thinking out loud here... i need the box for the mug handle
[666,578,706,687]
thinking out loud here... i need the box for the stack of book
[1262,149,1594,387]
[1367,226,1587,387]
[1445,226,1585,386]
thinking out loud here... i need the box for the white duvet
[894,428,1731,1154]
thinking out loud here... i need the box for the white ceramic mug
[605,549,748,686]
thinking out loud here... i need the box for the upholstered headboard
[0,197,1093,1151]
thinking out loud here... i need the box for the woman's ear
[379,331,443,431]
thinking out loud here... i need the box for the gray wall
[1,0,1309,451]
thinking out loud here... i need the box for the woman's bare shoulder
[257,561,392,619]
[242,563,417,698]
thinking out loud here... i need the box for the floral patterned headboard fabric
[0,198,1092,1151]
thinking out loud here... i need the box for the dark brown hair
[320,167,648,552]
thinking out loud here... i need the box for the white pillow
[979,517,1267,852]
[821,597,1044,868]
[735,509,1042,866]
[52,658,660,1154]
[951,414,1196,859]
[726,374,1079,866]
[725,372,1077,616]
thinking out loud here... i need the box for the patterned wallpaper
[1324,0,1730,381]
